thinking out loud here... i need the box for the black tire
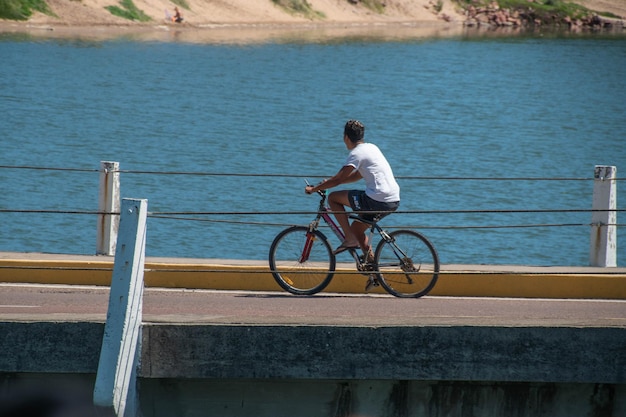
[269,226,335,295]
[374,230,439,298]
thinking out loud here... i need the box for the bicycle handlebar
[304,179,326,197]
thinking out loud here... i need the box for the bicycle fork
[298,208,347,263]
[299,230,316,263]
[299,217,324,263]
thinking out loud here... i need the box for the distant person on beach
[172,7,183,23]
[305,120,400,257]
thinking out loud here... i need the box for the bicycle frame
[311,193,345,241]
[301,190,379,265]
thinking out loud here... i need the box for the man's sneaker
[365,275,380,292]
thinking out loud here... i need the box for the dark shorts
[347,190,400,221]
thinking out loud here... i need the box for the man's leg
[350,221,370,254]
[328,190,358,247]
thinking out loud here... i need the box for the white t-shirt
[345,142,400,203]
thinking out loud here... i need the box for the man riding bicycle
[305,120,400,258]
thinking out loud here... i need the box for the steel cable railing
[0,163,622,266]
[0,162,623,231]
[3,164,619,181]
[0,208,624,230]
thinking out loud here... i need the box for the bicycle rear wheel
[269,226,335,295]
[374,230,439,298]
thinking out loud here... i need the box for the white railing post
[94,198,147,417]
[97,161,121,256]
[589,165,617,267]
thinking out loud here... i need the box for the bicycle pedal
[364,276,380,292]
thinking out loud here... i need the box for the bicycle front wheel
[374,230,439,298]
[269,226,335,295]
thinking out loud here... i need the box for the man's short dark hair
[344,120,365,143]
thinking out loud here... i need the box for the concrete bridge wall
[1,321,625,416]
[2,373,624,417]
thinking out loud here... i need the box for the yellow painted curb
[1,258,625,299]
[431,273,626,299]
[0,259,114,286]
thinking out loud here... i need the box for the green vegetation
[359,0,386,14]
[0,0,54,21]
[271,0,325,19]
[105,0,151,21]
[500,0,590,20]
[171,0,190,11]
[455,0,616,21]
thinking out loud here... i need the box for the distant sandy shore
[0,0,624,43]
[0,21,479,44]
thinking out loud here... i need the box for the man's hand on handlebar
[305,179,326,195]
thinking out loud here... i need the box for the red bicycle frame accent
[321,209,345,241]
[299,232,316,263]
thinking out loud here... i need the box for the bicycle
[268,185,440,298]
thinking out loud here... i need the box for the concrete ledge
[1,252,625,299]
[2,321,624,384]
[123,323,626,384]
[0,321,103,373]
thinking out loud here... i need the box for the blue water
[1,31,625,266]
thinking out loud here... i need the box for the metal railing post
[589,165,617,267]
[97,161,120,255]
[94,198,147,417]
